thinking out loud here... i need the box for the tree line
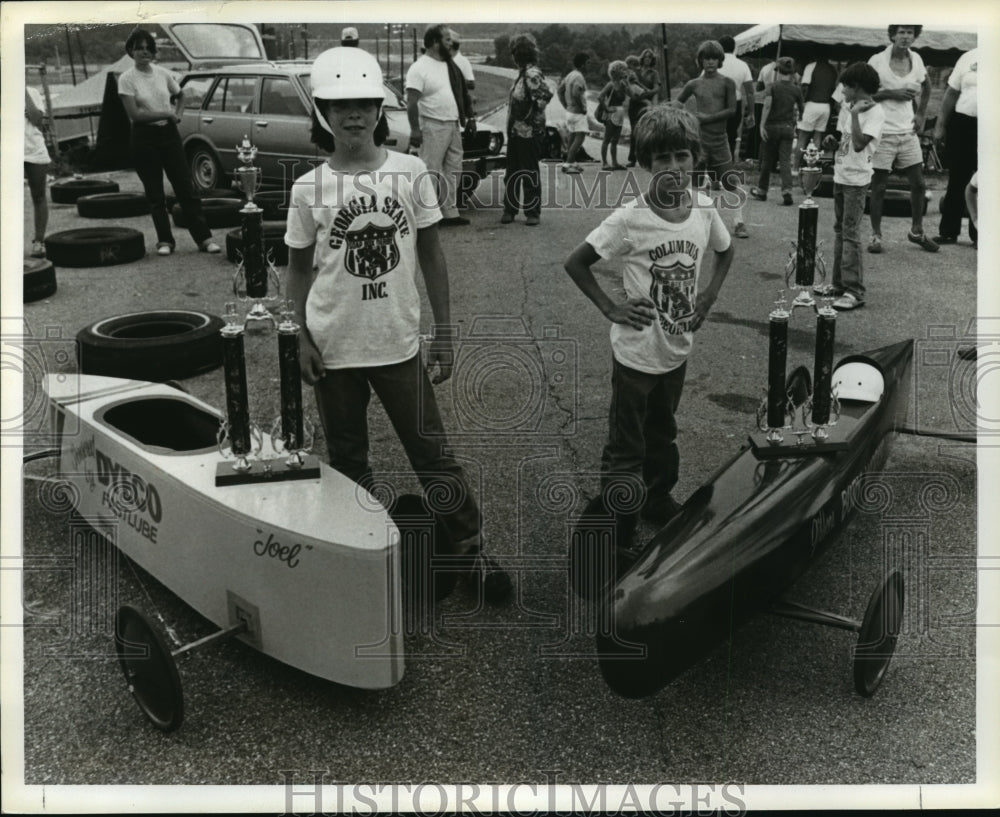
[490,23,751,90]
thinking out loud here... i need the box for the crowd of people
[23,23,977,589]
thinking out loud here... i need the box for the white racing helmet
[832,361,885,402]
[310,47,386,135]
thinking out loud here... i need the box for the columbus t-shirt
[586,190,731,374]
[285,151,442,369]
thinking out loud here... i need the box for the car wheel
[24,258,57,303]
[50,177,120,204]
[225,222,290,266]
[172,197,245,229]
[44,227,146,268]
[188,145,224,193]
[76,309,225,381]
[77,192,151,219]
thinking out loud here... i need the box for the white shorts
[871,131,924,172]
[566,112,589,134]
[797,101,831,133]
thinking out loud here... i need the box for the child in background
[598,60,633,170]
[676,40,749,238]
[564,104,734,558]
[818,63,885,310]
[752,56,804,206]
[284,47,511,602]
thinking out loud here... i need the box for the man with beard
[406,24,475,226]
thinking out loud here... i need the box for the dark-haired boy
[819,63,885,310]
[564,104,734,551]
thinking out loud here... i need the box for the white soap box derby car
[43,373,417,731]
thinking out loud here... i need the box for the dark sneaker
[641,494,683,525]
[500,212,515,224]
[750,187,767,202]
[458,542,512,603]
[867,235,883,254]
[782,192,794,206]
[813,284,843,297]
[907,230,939,252]
[525,214,540,226]
[440,216,471,227]
[931,235,958,245]
[733,222,749,238]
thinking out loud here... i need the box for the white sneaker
[30,240,46,258]
[156,242,173,256]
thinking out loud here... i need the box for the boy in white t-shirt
[564,104,734,558]
[285,48,511,603]
[819,64,885,311]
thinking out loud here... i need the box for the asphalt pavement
[10,161,993,809]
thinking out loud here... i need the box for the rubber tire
[24,258,57,303]
[77,192,151,219]
[172,197,244,229]
[115,605,185,732]
[44,227,146,268]
[188,144,225,193]
[76,309,225,381]
[50,177,119,204]
[225,222,290,266]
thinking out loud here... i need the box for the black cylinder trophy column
[810,305,837,436]
[786,145,826,308]
[215,138,319,486]
[765,295,790,440]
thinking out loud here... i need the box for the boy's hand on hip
[428,338,454,384]
[605,297,656,331]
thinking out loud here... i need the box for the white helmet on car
[310,47,385,101]
[832,361,884,402]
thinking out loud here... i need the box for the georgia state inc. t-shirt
[284,151,441,368]
[586,191,731,374]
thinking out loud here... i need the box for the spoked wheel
[115,605,184,731]
[853,569,905,697]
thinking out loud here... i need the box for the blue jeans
[757,122,795,194]
[833,183,867,301]
[130,121,211,248]
[313,354,481,552]
[600,357,686,539]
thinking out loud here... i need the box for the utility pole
[64,25,77,85]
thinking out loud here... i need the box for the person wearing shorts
[794,50,837,169]
[865,25,937,254]
[560,52,590,174]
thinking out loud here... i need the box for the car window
[180,76,214,110]
[204,77,257,114]
[167,23,265,60]
[260,77,306,116]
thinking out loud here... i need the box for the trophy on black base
[784,145,828,310]
[215,137,320,486]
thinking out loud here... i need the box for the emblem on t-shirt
[650,260,696,334]
[344,222,400,280]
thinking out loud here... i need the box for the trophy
[215,138,319,486]
[752,288,842,455]
[784,145,828,309]
[232,136,280,326]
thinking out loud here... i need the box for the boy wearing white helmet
[284,48,511,603]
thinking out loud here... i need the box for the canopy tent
[734,24,977,67]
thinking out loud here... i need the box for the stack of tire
[46,177,146,268]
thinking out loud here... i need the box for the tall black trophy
[751,146,844,457]
[216,137,319,485]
